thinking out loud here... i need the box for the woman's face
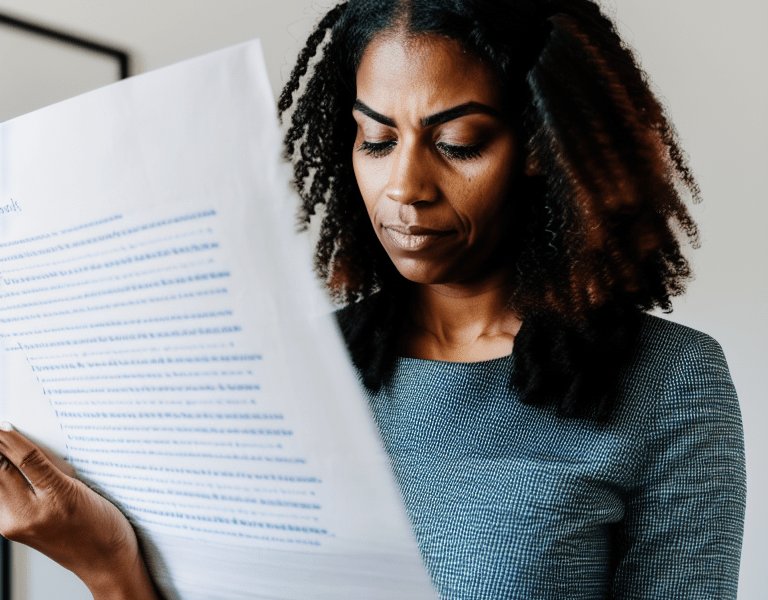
[352,33,519,287]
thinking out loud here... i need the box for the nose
[385,140,438,205]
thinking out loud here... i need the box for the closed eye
[357,140,483,161]
[436,142,483,161]
[357,140,396,157]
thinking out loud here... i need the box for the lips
[381,224,454,251]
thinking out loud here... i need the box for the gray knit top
[365,314,746,599]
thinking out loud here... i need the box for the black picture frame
[0,12,131,79]
[0,12,132,599]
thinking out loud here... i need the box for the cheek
[451,169,517,241]
[482,142,518,200]
[351,155,372,218]
[458,159,516,213]
[352,155,389,222]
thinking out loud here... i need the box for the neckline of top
[393,352,515,368]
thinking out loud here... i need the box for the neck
[402,273,522,362]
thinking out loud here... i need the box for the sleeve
[610,334,746,599]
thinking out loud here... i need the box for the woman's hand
[0,423,160,599]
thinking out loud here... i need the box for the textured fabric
[364,314,746,599]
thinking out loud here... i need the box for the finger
[0,423,74,474]
[19,431,76,478]
[0,452,35,494]
[0,423,76,481]
[0,423,61,490]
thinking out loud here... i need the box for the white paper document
[0,41,437,599]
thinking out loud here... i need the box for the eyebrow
[353,99,502,128]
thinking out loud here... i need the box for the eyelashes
[436,142,483,161]
[357,140,395,158]
[357,140,483,161]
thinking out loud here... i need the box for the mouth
[381,225,454,251]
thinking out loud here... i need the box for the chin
[388,253,506,289]
[390,259,447,285]
[389,257,473,287]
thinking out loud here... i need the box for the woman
[0,0,746,598]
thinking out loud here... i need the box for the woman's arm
[611,335,746,598]
[0,423,160,600]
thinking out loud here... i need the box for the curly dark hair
[278,0,700,419]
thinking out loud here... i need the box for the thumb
[0,423,65,491]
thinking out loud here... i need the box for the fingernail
[0,422,14,432]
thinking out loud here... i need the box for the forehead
[355,33,503,119]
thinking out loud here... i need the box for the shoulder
[624,314,732,391]
[617,314,741,444]
[605,313,740,435]
[610,317,745,596]
[633,313,724,363]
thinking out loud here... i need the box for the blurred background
[0,0,765,598]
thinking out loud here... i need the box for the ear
[524,151,541,176]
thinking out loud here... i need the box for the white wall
[0,0,330,117]
[609,4,768,599]
[0,0,765,598]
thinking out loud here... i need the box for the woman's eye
[356,140,483,161]
[436,142,483,161]
[357,140,395,157]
